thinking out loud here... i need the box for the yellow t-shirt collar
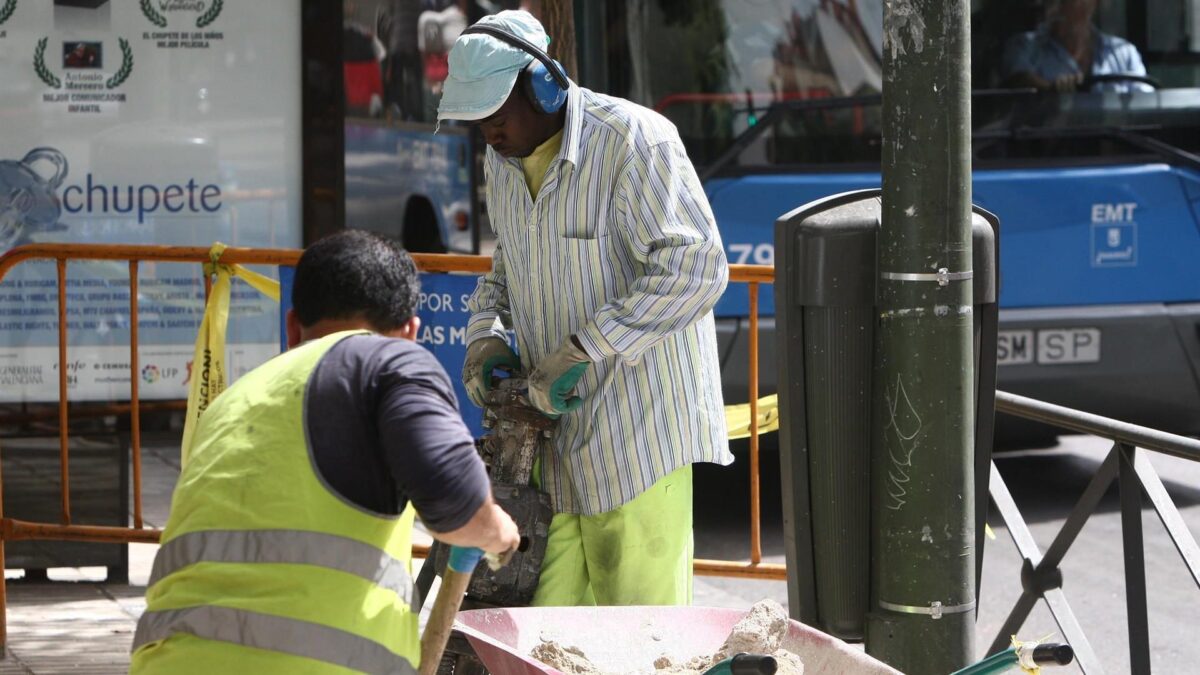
[520,129,565,200]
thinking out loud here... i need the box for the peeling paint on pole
[884,0,927,58]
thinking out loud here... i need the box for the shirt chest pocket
[551,234,608,319]
[556,218,602,240]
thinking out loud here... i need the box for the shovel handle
[418,547,483,675]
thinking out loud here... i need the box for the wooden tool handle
[418,562,476,675]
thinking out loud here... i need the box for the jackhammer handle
[418,547,482,675]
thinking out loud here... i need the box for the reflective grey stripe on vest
[133,605,417,674]
[150,529,417,611]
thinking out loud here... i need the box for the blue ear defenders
[460,24,569,114]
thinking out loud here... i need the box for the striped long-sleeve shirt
[466,84,733,515]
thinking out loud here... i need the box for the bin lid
[774,189,996,306]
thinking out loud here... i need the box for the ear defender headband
[461,24,569,114]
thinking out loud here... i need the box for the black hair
[292,229,420,332]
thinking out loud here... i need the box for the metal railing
[0,243,780,648]
[988,390,1200,675]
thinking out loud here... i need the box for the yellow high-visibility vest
[132,331,420,674]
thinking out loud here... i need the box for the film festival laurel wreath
[141,0,224,29]
[0,0,17,27]
[34,37,133,90]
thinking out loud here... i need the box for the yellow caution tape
[725,394,780,439]
[180,243,280,466]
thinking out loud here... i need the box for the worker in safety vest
[130,230,520,674]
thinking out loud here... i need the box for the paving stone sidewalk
[1,440,179,674]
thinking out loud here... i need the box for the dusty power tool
[416,376,556,609]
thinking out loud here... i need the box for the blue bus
[341,0,1200,441]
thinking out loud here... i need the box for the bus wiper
[700,89,1054,179]
[700,94,884,182]
[973,124,1200,171]
[702,91,1200,178]
[1110,128,1200,171]
[971,123,1157,142]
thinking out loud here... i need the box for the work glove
[528,337,592,417]
[462,337,520,408]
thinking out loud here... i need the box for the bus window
[601,0,884,167]
[586,0,1200,437]
[597,0,1200,172]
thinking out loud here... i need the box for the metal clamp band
[881,268,973,286]
[877,599,976,620]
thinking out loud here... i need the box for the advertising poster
[0,0,302,402]
[413,272,489,437]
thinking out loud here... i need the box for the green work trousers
[531,465,693,606]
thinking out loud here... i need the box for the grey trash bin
[775,188,998,640]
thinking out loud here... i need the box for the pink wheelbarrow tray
[453,606,902,675]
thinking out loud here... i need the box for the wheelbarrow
[453,606,902,675]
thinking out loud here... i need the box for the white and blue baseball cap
[437,10,549,122]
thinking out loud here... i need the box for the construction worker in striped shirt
[130,230,520,673]
[438,10,732,607]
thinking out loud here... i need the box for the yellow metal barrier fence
[0,243,781,648]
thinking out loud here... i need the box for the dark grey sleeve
[374,348,492,533]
